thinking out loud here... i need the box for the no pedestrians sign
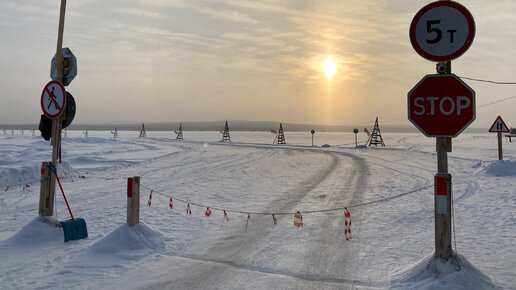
[41,80,66,119]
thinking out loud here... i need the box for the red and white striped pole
[127,176,140,227]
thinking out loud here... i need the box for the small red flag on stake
[220,210,230,229]
[272,214,277,225]
[245,214,252,232]
[205,207,212,217]
[187,203,192,215]
[4,186,9,192]
[169,197,173,209]
[344,208,352,241]
[147,190,153,207]
[294,211,303,227]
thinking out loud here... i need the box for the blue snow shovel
[47,164,88,242]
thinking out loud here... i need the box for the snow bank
[391,253,499,289]
[89,222,164,257]
[0,161,84,188]
[475,160,516,177]
[1,216,63,247]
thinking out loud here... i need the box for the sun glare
[323,57,336,79]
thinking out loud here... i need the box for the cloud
[113,7,164,19]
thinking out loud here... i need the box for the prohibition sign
[41,80,66,119]
[409,1,475,62]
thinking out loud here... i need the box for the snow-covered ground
[0,130,514,289]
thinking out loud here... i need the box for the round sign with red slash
[41,80,66,119]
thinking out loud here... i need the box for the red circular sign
[408,74,475,137]
[41,80,66,119]
[410,1,475,62]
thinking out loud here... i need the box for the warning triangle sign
[488,116,510,133]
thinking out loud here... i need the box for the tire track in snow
[297,149,369,286]
[139,145,370,288]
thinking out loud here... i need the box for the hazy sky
[1,0,515,128]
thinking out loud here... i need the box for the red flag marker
[187,203,192,215]
[4,186,9,192]
[169,197,173,209]
[245,214,252,232]
[205,207,212,217]
[344,208,352,241]
[294,211,303,227]
[147,190,153,207]
[224,210,229,222]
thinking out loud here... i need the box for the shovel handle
[48,165,74,221]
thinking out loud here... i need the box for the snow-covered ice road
[2,131,514,289]
[127,143,370,289]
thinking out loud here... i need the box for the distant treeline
[0,120,488,133]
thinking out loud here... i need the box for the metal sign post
[409,0,476,261]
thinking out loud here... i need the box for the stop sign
[408,74,475,137]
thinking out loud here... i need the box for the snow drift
[391,253,499,289]
[89,222,164,257]
[475,160,516,177]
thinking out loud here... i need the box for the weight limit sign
[410,1,475,62]
[41,80,66,119]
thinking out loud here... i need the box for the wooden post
[39,162,55,216]
[127,176,140,227]
[41,0,66,216]
[435,137,453,259]
[497,132,503,160]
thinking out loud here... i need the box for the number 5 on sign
[410,1,475,62]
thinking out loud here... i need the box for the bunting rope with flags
[139,181,435,237]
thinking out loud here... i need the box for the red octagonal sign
[408,74,475,137]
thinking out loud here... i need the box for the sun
[323,57,336,79]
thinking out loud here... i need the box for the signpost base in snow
[127,176,140,227]
[435,138,453,260]
[39,162,55,216]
